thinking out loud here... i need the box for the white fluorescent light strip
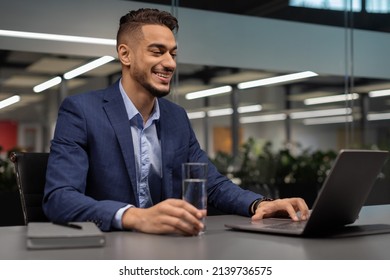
[187,111,206,119]
[187,104,261,120]
[368,89,390,98]
[64,56,115,79]
[290,108,352,119]
[367,112,390,121]
[304,93,359,105]
[0,95,21,110]
[303,115,353,125]
[185,86,232,100]
[207,108,233,117]
[237,71,318,90]
[0,29,116,46]
[240,113,287,124]
[33,76,62,93]
[237,104,262,113]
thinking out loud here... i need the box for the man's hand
[252,198,310,222]
[121,198,205,235]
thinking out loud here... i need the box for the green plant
[211,138,337,200]
[0,147,17,192]
[234,139,277,188]
[274,147,337,187]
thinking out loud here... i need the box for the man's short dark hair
[116,8,179,48]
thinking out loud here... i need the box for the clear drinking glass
[182,162,208,235]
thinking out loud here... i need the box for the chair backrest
[9,152,50,224]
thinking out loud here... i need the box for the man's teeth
[156,73,169,78]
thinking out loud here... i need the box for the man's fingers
[284,203,300,221]
[252,198,309,221]
[161,214,204,236]
[160,199,205,225]
[123,199,206,235]
[295,198,310,220]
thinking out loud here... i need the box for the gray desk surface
[1,205,390,260]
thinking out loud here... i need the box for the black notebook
[27,222,106,249]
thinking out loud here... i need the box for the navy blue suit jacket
[43,81,262,231]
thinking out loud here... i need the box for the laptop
[225,149,390,237]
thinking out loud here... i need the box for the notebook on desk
[225,149,390,237]
[27,222,106,249]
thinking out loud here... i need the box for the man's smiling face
[129,24,177,98]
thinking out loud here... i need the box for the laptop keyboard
[264,221,307,230]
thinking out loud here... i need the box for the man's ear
[118,44,131,66]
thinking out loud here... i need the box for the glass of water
[182,162,208,235]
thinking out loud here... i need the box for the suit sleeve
[43,97,128,231]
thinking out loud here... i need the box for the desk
[1,205,390,260]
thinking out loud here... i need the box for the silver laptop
[225,149,389,236]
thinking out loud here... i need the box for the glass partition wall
[169,1,390,206]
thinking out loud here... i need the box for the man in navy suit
[43,8,309,235]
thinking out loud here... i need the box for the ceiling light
[303,115,353,125]
[185,86,233,100]
[290,108,352,119]
[187,104,261,120]
[237,104,262,113]
[33,76,62,93]
[237,71,318,90]
[64,56,115,79]
[187,111,206,119]
[367,112,390,121]
[368,89,390,98]
[240,113,287,123]
[0,29,116,45]
[304,93,359,105]
[207,108,233,117]
[0,95,20,110]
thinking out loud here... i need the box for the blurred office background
[1,0,390,214]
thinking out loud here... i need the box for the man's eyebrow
[148,43,178,51]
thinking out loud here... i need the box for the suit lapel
[102,82,139,203]
[158,102,175,200]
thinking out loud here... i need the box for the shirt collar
[119,79,160,124]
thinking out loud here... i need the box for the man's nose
[162,53,176,69]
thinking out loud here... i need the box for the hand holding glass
[182,162,208,235]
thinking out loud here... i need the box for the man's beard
[142,81,170,98]
[132,65,171,98]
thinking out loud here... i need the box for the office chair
[9,152,50,224]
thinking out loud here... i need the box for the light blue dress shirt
[112,80,162,229]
